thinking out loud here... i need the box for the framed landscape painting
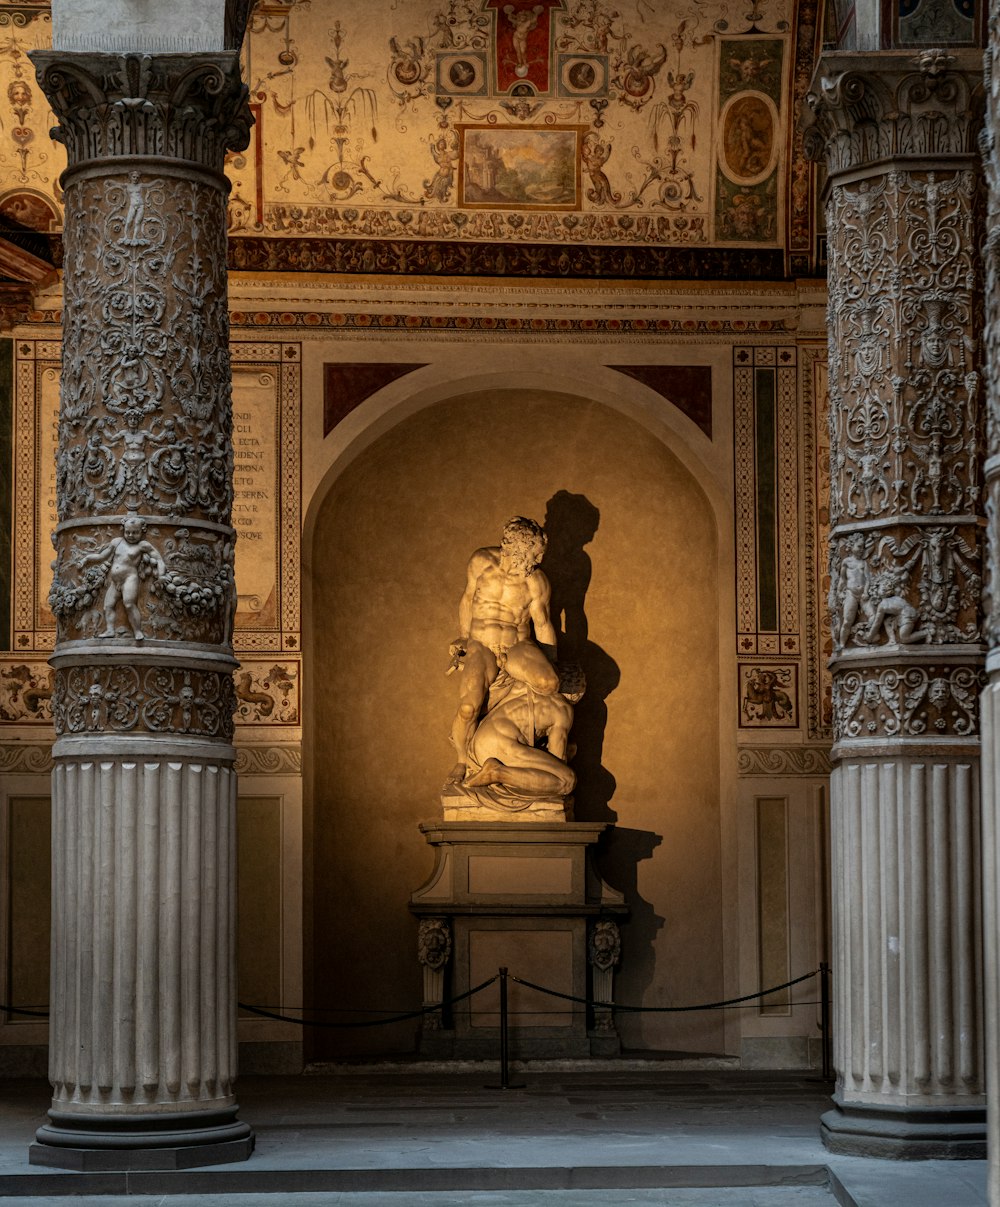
[458,125,583,211]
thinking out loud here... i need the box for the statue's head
[123,513,145,541]
[500,516,546,577]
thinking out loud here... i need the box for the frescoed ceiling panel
[0,0,821,275]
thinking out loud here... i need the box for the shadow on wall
[541,489,618,824]
[541,489,665,999]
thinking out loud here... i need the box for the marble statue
[445,516,582,818]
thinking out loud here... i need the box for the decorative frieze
[0,743,54,774]
[233,744,301,775]
[832,661,982,740]
[49,518,235,647]
[828,523,982,653]
[52,664,236,740]
[736,746,833,777]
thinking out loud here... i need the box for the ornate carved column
[980,19,1000,1201]
[27,52,254,1168]
[804,51,987,1157]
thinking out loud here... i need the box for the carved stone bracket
[588,919,621,1037]
[417,917,451,1032]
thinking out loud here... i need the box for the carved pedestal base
[441,786,570,823]
[821,1098,986,1159]
[30,1110,254,1171]
[410,821,625,1059]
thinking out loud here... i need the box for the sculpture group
[445,516,582,818]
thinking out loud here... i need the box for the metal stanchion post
[820,962,832,1081]
[488,966,524,1090]
[499,967,510,1088]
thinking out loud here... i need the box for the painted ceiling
[0,0,821,278]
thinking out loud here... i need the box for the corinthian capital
[802,49,983,176]
[30,51,252,176]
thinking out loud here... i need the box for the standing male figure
[448,516,559,783]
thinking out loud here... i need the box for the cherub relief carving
[74,514,166,641]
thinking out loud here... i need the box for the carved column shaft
[980,17,1000,1201]
[29,50,254,1167]
[804,50,987,1157]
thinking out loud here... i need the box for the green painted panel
[755,367,778,632]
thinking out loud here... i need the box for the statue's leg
[448,643,497,781]
[503,641,559,693]
[466,718,576,795]
[100,582,118,637]
[465,751,575,795]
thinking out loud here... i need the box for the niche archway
[305,386,723,1060]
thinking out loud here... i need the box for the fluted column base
[30,1109,253,1170]
[38,744,253,1171]
[824,750,985,1159]
[980,677,1000,1197]
[822,1097,986,1159]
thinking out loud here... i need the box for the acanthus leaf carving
[30,52,253,173]
[803,51,983,175]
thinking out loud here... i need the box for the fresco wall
[0,0,821,274]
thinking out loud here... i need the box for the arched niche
[305,386,725,1059]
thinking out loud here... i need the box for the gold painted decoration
[0,0,816,251]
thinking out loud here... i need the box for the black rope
[508,968,821,1013]
[236,975,499,1029]
[0,968,825,1028]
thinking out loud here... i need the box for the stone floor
[0,1069,988,1207]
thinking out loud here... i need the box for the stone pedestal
[411,821,626,1059]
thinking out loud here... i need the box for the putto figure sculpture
[76,513,166,640]
[446,516,582,819]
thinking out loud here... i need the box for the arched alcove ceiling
[304,364,731,554]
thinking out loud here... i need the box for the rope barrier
[2,964,833,1087]
[0,968,825,1027]
[235,975,500,1029]
[509,968,821,1013]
